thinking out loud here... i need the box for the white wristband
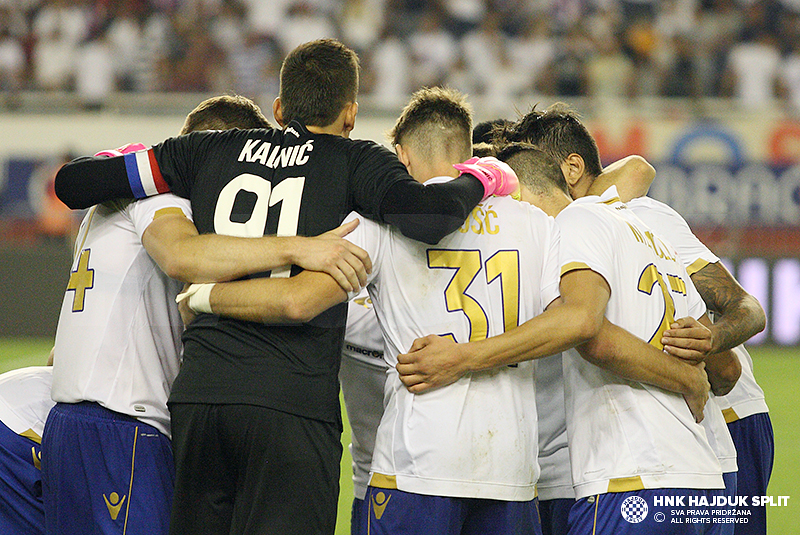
[176,283,215,314]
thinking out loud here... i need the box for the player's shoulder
[494,197,555,227]
[0,366,53,387]
[128,193,191,219]
[311,128,393,156]
[627,195,686,219]
[557,196,610,222]
[179,126,277,144]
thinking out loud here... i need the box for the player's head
[389,86,472,182]
[496,142,570,198]
[180,95,272,135]
[275,38,360,132]
[499,103,602,197]
[472,142,496,158]
[472,118,512,145]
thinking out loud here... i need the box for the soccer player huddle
[0,38,772,535]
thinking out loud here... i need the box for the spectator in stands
[276,1,338,57]
[408,8,458,89]
[365,26,411,107]
[74,28,114,109]
[0,22,25,105]
[507,16,556,96]
[723,30,781,107]
[779,37,800,113]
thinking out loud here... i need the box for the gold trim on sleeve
[722,407,740,424]
[560,261,592,277]
[607,475,645,493]
[153,207,187,219]
[686,258,712,276]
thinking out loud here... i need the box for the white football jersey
[557,187,723,499]
[627,196,769,422]
[347,177,561,500]
[340,288,388,500]
[0,366,54,442]
[51,195,191,437]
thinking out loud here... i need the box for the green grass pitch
[2,338,797,534]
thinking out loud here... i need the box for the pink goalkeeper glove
[94,142,148,158]
[453,156,520,200]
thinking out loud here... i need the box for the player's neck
[306,122,349,137]
[305,104,356,138]
[411,160,459,184]
[569,175,595,200]
[522,188,571,217]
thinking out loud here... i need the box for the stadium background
[1,0,799,532]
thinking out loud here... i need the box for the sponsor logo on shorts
[621,496,648,523]
[103,492,127,521]
[31,447,41,470]
[371,491,391,520]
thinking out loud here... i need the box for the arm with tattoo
[690,261,766,353]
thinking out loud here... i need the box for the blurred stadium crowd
[1,0,800,111]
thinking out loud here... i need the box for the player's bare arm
[662,313,742,397]
[399,267,714,420]
[142,214,371,292]
[586,155,656,201]
[696,314,742,396]
[396,269,610,393]
[687,261,767,353]
[578,320,711,422]
[660,315,714,359]
[181,269,348,325]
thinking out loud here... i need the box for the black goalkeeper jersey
[54,121,484,425]
[156,122,416,424]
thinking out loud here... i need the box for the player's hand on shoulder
[396,335,469,394]
[453,156,520,200]
[293,219,372,293]
[94,142,148,158]
[661,316,712,363]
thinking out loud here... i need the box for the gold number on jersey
[485,250,520,333]
[67,249,94,312]
[636,263,677,349]
[427,249,520,342]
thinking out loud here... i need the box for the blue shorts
[41,402,174,535]
[719,472,738,535]
[727,412,774,535]
[365,486,541,535]
[539,498,574,535]
[567,488,729,535]
[0,420,45,535]
[351,497,369,535]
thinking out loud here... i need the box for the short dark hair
[279,39,360,127]
[472,118,512,145]
[180,95,272,134]
[498,103,603,178]
[389,86,472,162]
[472,142,496,158]
[496,142,570,196]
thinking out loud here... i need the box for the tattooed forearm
[690,262,766,352]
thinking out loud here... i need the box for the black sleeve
[54,156,136,209]
[379,175,484,245]
[345,138,484,245]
